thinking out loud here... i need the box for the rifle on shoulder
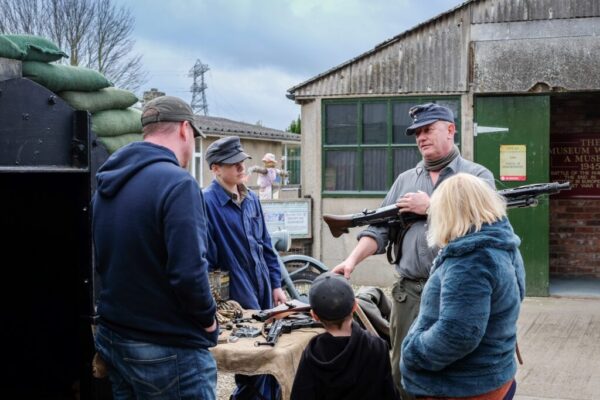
[322,181,571,238]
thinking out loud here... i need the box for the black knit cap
[309,273,355,321]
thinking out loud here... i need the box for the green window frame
[322,96,461,197]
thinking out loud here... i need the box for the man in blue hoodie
[92,96,218,400]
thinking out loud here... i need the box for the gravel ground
[216,284,393,399]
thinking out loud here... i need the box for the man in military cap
[332,103,495,399]
[92,95,219,399]
[203,135,287,400]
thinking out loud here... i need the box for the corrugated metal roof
[288,0,475,96]
[194,115,300,142]
[288,0,600,98]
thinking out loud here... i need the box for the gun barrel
[323,181,572,237]
[498,181,571,199]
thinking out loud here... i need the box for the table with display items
[210,311,324,400]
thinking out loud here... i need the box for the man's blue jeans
[95,324,217,400]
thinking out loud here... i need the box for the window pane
[363,148,388,191]
[363,103,387,144]
[393,147,422,178]
[392,103,416,144]
[326,104,357,144]
[324,151,356,190]
[286,146,301,185]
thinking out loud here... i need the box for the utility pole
[189,59,209,115]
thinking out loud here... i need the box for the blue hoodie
[401,218,525,397]
[93,142,217,348]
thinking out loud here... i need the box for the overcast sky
[116,0,465,130]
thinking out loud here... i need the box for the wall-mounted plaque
[551,134,600,198]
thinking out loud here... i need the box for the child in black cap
[290,273,399,400]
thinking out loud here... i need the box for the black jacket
[291,322,399,400]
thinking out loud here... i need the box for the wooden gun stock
[322,215,351,238]
[323,205,422,238]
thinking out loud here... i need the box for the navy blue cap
[309,273,355,321]
[205,136,251,167]
[405,103,455,135]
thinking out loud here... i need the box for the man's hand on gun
[396,190,430,215]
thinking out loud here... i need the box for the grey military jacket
[357,156,494,280]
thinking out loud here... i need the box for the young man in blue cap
[203,135,287,400]
[332,103,495,399]
[93,96,218,399]
[291,273,398,400]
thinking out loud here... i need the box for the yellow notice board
[500,145,527,181]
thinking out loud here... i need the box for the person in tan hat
[92,95,218,400]
[248,152,289,199]
[203,136,287,400]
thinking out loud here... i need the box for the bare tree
[0,0,46,35]
[0,0,147,91]
[86,0,146,91]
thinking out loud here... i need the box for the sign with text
[500,145,527,181]
[551,134,600,198]
[261,199,312,239]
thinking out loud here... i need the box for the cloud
[135,37,302,129]
[117,0,463,130]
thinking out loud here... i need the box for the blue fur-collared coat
[400,217,525,397]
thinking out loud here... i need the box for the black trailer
[0,59,109,399]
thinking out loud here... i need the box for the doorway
[549,93,600,297]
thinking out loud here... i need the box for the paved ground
[514,296,600,400]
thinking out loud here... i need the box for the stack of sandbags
[0,34,143,154]
[61,88,142,154]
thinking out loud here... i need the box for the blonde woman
[400,173,525,400]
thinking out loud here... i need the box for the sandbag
[0,36,26,60]
[3,34,67,62]
[92,108,142,137]
[97,133,142,154]
[59,87,138,113]
[23,61,112,92]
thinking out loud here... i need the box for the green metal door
[475,96,550,296]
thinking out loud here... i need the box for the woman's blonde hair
[427,173,506,247]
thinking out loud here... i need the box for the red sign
[550,134,600,198]
[500,176,527,181]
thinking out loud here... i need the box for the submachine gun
[254,316,323,347]
[323,181,572,238]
